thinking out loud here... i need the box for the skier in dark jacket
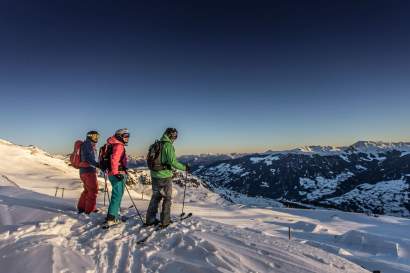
[77,130,100,214]
[146,128,189,228]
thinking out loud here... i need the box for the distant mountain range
[194,141,410,217]
[127,153,248,169]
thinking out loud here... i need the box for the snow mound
[0,139,14,145]
[335,230,400,257]
[291,221,327,233]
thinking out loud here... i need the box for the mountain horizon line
[2,138,410,158]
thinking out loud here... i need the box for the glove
[115,174,124,180]
[185,164,191,173]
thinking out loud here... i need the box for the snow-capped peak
[264,141,410,157]
[0,138,52,157]
[262,145,345,156]
[349,141,410,154]
[0,139,14,145]
[289,145,344,156]
[264,145,345,156]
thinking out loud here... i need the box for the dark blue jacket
[80,139,98,174]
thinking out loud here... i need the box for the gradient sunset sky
[0,0,409,155]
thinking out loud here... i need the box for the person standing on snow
[77,130,100,214]
[105,128,130,225]
[146,128,190,228]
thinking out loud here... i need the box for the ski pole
[181,171,188,217]
[103,173,107,206]
[104,172,111,206]
[124,181,145,224]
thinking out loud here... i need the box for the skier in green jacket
[146,128,189,227]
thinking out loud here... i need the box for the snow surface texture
[299,172,354,201]
[0,184,370,273]
[1,139,409,273]
[327,179,410,216]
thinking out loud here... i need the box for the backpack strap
[159,141,172,170]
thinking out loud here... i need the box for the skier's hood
[161,134,172,143]
[107,136,124,146]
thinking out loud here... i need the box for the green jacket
[150,134,186,178]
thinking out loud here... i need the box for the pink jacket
[107,136,128,176]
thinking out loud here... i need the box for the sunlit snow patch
[249,154,280,166]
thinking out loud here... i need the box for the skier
[146,128,190,228]
[104,128,130,226]
[77,130,100,214]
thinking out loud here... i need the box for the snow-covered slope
[1,139,410,272]
[0,139,83,197]
[1,184,371,273]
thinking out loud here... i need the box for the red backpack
[69,140,89,169]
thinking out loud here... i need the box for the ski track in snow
[0,203,370,273]
[0,176,371,273]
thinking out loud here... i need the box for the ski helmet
[164,128,178,141]
[115,128,130,145]
[86,130,100,143]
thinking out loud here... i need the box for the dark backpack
[99,144,113,173]
[146,140,166,171]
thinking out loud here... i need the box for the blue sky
[0,1,409,155]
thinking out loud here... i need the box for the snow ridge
[264,141,410,157]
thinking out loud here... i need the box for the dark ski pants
[77,172,98,214]
[146,177,173,226]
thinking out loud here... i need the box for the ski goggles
[87,133,100,138]
[169,131,178,140]
[122,133,130,138]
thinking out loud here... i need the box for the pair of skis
[101,215,129,229]
[104,171,191,234]
[136,177,192,244]
[136,213,193,245]
[101,211,192,231]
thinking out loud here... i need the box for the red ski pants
[77,172,99,213]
